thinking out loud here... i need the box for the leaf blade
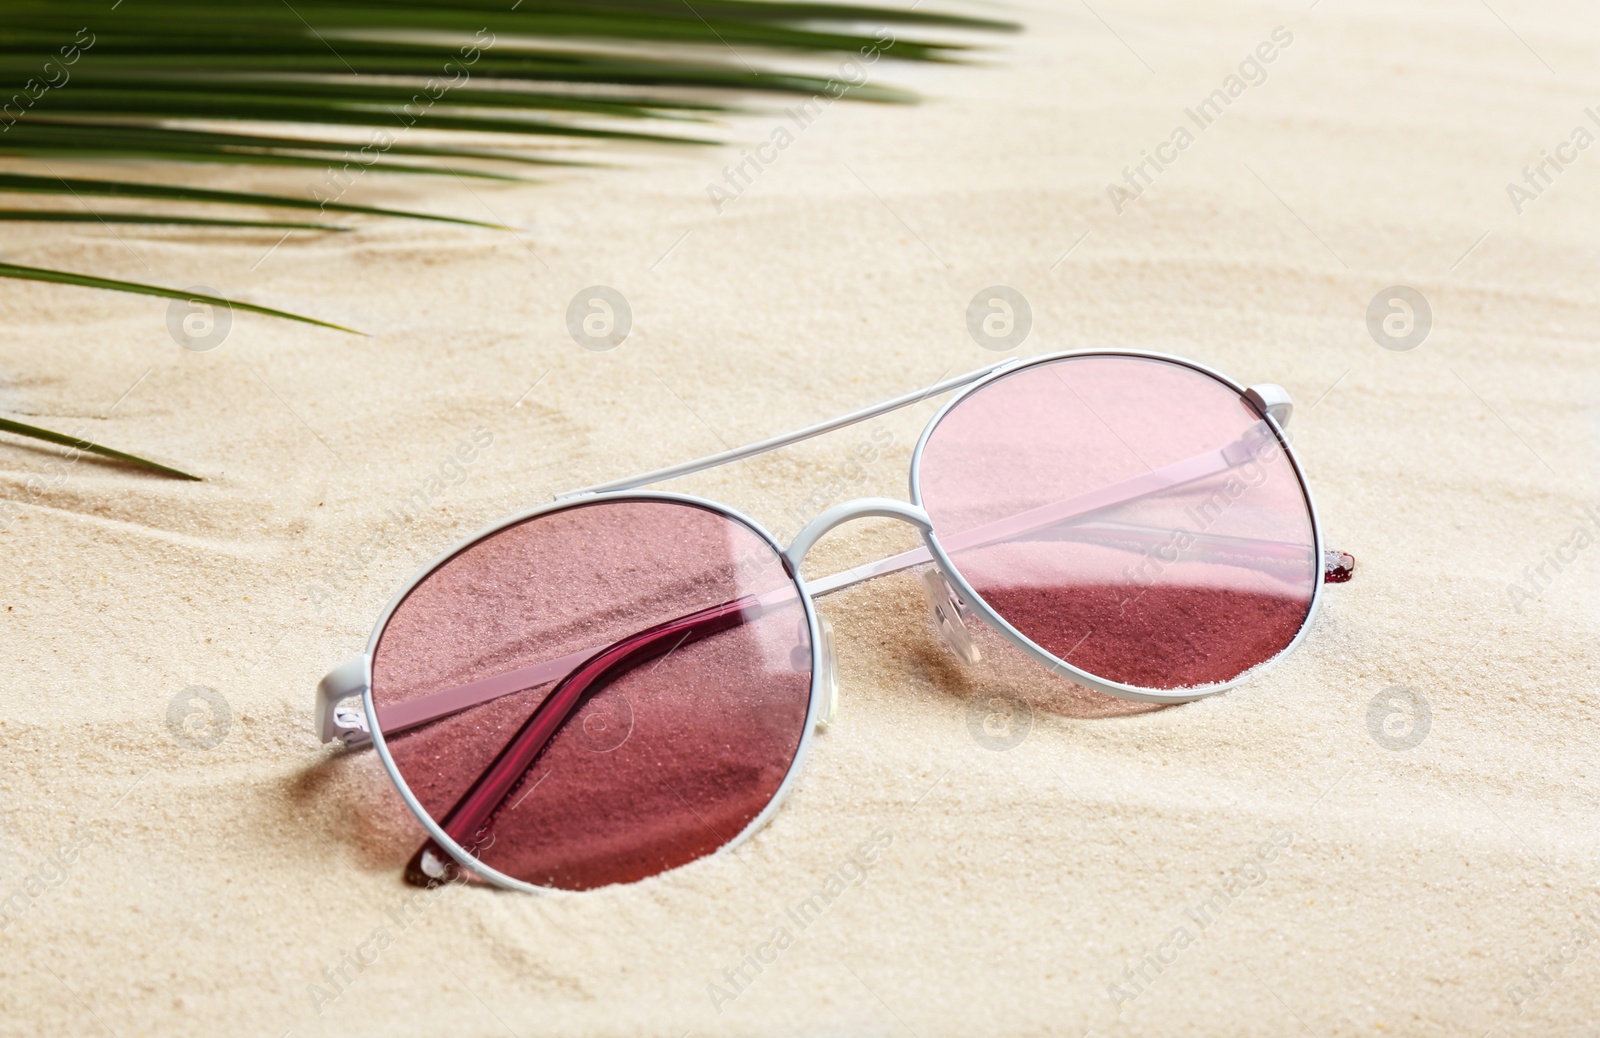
[0,415,200,480]
[0,173,508,228]
[0,262,362,334]
[0,210,348,230]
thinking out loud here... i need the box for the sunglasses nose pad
[814,614,840,729]
[921,568,982,665]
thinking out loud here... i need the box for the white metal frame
[349,492,822,896]
[316,349,1329,894]
[908,351,1324,705]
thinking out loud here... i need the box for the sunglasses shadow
[279,571,1174,879]
[826,571,1172,722]
[281,741,446,881]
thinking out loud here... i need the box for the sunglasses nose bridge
[783,497,934,573]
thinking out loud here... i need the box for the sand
[3,0,1599,1034]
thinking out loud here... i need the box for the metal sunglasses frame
[315,349,1328,894]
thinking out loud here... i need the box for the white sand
[3,1,1599,1034]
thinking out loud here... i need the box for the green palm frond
[0,2,1006,180]
[0,415,200,480]
[0,121,599,171]
[0,1,1010,283]
[0,1,1014,476]
[0,262,361,333]
[0,211,349,230]
[0,173,510,226]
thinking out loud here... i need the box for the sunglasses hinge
[1243,383,1294,428]
[315,656,372,746]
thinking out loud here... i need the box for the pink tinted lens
[370,498,812,891]
[917,355,1316,690]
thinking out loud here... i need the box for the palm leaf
[0,416,200,480]
[0,262,361,333]
[0,119,598,172]
[0,0,1013,483]
[0,2,1005,180]
[0,173,509,227]
[0,210,348,230]
[0,2,1011,264]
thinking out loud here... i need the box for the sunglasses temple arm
[352,581,804,744]
[403,595,764,886]
[361,648,592,743]
[396,514,1348,881]
[554,360,1013,500]
[350,426,1351,739]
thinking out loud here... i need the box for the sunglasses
[314,351,1353,893]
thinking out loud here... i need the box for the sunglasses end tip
[404,844,463,889]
